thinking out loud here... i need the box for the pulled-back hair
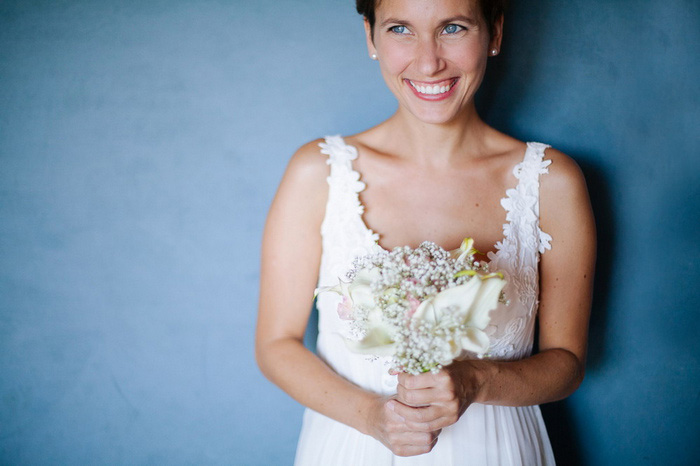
[356,0,507,37]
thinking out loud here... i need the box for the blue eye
[443,24,464,34]
[389,25,409,34]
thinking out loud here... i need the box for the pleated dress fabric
[294,136,556,465]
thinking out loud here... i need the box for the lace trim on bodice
[486,142,552,359]
[318,136,552,361]
[318,136,380,288]
[488,141,552,264]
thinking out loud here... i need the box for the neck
[382,104,492,167]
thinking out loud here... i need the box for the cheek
[378,44,414,78]
[445,45,486,73]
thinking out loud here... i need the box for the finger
[402,414,451,432]
[392,443,435,457]
[386,426,436,444]
[388,399,444,427]
[396,384,439,407]
[389,431,440,457]
[404,412,459,431]
[398,371,438,390]
[393,399,463,431]
[397,379,457,406]
[385,400,406,423]
[391,401,443,425]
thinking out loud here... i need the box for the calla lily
[412,275,506,355]
[466,276,506,329]
[344,308,396,356]
[460,327,492,354]
[412,277,482,326]
[318,267,380,320]
[347,269,378,309]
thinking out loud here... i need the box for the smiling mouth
[406,78,458,96]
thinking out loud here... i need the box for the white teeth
[410,80,453,95]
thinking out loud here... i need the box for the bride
[256,0,595,464]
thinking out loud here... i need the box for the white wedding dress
[294,135,556,465]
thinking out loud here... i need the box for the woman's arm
[392,148,596,429]
[255,140,439,456]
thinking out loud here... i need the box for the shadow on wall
[540,155,616,466]
[577,158,616,372]
[475,0,546,129]
[477,4,617,465]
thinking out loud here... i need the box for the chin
[403,106,463,126]
[397,88,472,126]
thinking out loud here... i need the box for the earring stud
[371,53,378,60]
[491,49,499,56]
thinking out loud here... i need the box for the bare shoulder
[266,137,330,228]
[275,138,330,203]
[284,138,329,183]
[541,147,589,202]
[539,147,595,247]
[259,139,330,345]
[536,147,596,369]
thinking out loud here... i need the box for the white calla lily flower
[318,267,381,319]
[344,308,396,356]
[466,276,506,329]
[460,327,492,354]
[347,269,376,309]
[412,275,505,356]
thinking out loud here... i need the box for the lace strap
[319,135,364,190]
[522,142,552,254]
[320,135,358,169]
[318,135,377,242]
[502,142,553,255]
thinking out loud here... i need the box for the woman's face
[366,0,502,125]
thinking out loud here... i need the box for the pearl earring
[371,53,378,60]
[491,49,499,56]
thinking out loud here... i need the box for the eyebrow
[379,15,479,28]
[379,17,411,28]
[441,15,479,27]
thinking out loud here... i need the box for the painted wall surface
[1,1,698,464]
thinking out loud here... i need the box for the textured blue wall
[1,1,698,464]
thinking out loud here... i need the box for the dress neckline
[327,135,536,260]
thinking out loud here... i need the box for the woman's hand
[394,362,483,432]
[365,394,441,457]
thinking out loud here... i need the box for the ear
[364,18,377,59]
[489,14,504,53]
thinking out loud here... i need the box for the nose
[416,37,445,77]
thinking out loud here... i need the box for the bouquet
[319,238,506,375]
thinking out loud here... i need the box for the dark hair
[356,0,507,38]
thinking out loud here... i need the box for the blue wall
[1,1,698,464]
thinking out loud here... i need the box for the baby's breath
[343,241,500,374]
